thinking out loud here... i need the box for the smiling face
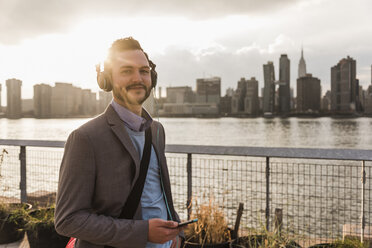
[110,49,152,108]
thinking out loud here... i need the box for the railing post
[361,160,366,243]
[274,208,283,236]
[187,153,192,220]
[234,203,244,238]
[19,146,27,203]
[266,156,270,231]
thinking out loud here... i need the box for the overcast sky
[0,0,371,103]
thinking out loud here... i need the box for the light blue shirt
[111,100,171,248]
[111,99,152,132]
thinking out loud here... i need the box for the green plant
[25,206,69,248]
[0,202,32,243]
[333,238,370,248]
[233,218,301,248]
[233,229,301,248]
[25,207,55,236]
[0,203,30,227]
[184,197,231,245]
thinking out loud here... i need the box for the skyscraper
[298,48,307,78]
[279,54,291,113]
[34,84,52,118]
[245,77,259,115]
[364,84,372,115]
[322,90,332,112]
[51,82,81,117]
[231,77,259,115]
[297,74,321,113]
[232,78,247,113]
[6,78,22,119]
[196,77,221,104]
[166,86,194,104]
[331,56,360,113]
[263,62,275,113]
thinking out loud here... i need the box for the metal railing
[0,139,371,246]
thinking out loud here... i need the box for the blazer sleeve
[54,129,148,248]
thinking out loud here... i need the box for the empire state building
[298,48,307,78]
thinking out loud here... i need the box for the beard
[112,83,151,106]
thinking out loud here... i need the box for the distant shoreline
[1,112,372,119]
[158,113,372,119]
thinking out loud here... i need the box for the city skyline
[2,52,370,105]
[0,0,371,106]
[3,55,371,118]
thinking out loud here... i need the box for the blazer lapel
[105,105,141,181]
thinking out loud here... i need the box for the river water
[1,116,372,149]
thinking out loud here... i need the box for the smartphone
[178,218,198,227]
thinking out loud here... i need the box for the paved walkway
[0,234,29,248]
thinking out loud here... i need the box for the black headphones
[96,56,158,92]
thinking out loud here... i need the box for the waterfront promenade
[0,138,371,247]
[0,235,28,248]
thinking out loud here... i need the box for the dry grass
[184,197,231,245]
[0,149,8,178]
[0,149,7,164]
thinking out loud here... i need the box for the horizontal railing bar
[0,139,65,148]
[1,139,372,161]
[166,145,372,161]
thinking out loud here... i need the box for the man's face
[111,49,152,107]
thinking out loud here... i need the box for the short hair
[105,37,151,70]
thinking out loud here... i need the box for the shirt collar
[111,99,153,132]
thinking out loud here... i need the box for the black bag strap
[104,127,152,248]
[120,127,152,219]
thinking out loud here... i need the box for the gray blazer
[55,105,180,248]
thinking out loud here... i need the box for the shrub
[184,198,231,245]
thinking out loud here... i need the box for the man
[55,37,183,248]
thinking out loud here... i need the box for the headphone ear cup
[151,70,157,89]
[97,71,112,92]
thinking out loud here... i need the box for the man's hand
[148,219,182,244]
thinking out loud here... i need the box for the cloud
[267,35,296,54]
[0,0,79,44]
[236,43,266,55]
[236,35,297,55]
[0,0,301,44]
[154,45,271,93]
[1,0,371,98]
[93,0,301,19]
